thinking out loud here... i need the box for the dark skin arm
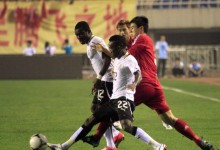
[126,70,142,91]
[92,43,113,58]
[92,52,111,94]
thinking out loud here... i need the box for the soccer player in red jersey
[128,16,213,150]
[92,17,214,150]
[116,20,133,50]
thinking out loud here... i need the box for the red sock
[93,121,111,141]
[174,119,200,144]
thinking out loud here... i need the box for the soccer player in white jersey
[73,21,121,150]
[23,40,36,56]
[48,34,166,150]
[73,21,125,150]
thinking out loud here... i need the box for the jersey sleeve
[127,56,140,74]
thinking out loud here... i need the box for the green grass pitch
[0,79,219,150]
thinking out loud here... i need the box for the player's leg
[102,127,117,150]
[48,115,98,150]
[114,98,166,150]
[101,125,124,150]
[83,81,124,148]
[157,59,162,77]
[48,103,113,150]
[135,84,172,130]
[154,89,213,150]
[111,125,124,147]
[82,93,112,147]
[82,121,124,148]
[82,121,111,147]
[159,110,213,150]
[163,59,167,77]
[120,119,166,150]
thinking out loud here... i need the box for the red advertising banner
[0,0,136,54]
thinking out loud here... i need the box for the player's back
[128,34,161,89]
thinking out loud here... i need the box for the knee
[84,115,96,127]
[167,116,178,126]
[121,122,133,133]
[161,113,177,126]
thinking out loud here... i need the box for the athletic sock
[174,118,200,143]
[132,127,161,149]
[61,125,92,149]
[93,121,110,141]
[104,127,116,148]
[112,126,120,137]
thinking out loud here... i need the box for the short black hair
[109,35,126,50]
[175,57,180,61]
[64,39,69,44]
[45,41,49,48]
[75,21,91,32]
[27,40,32,44]
[130,16,149,33]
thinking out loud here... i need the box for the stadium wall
[137,8,220,29]
[0,54,82,79]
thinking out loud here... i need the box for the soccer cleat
[47,143,64,150]
[197,139,214,150]
[156,144,167,150]
[101,146,117,150]
[82,135,100,147]
[113,132,125,148]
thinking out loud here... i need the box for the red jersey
[128,34,161,89]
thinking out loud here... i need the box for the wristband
[97,75,103,80]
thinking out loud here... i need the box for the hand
[91,78,102,95]
[91,43,105,52]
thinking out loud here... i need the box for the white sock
[112,126,120,137]
[135,127,161,149]
[61,127,83,149]
[104,127,116,148]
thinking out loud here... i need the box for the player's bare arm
[126,70,142,91]
[92,53,111,93]
[92,43,113,58]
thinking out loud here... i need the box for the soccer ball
[29,133,48,150]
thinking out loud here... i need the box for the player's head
[191,58,197,64]
[75,21,92,44]
[175,57,180,61]
[64,39,69,44]
[45,41,50,48]
[27,40,32,47]
[160,35,166,41]
[116,20,131,42]
[109,35,126,59]
[130,16,149,39]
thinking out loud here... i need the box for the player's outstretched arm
[126,70,142,91]
[92,43,113,58]
[92,53,111,93]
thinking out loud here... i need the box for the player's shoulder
[92,36,104,42]
[126,54,138,63]
[138,34,153,42]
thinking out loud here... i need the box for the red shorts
[134,83,170,114]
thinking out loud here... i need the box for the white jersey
[23,47,36,56]
[111,54,140,101]
[87,36,113,82]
